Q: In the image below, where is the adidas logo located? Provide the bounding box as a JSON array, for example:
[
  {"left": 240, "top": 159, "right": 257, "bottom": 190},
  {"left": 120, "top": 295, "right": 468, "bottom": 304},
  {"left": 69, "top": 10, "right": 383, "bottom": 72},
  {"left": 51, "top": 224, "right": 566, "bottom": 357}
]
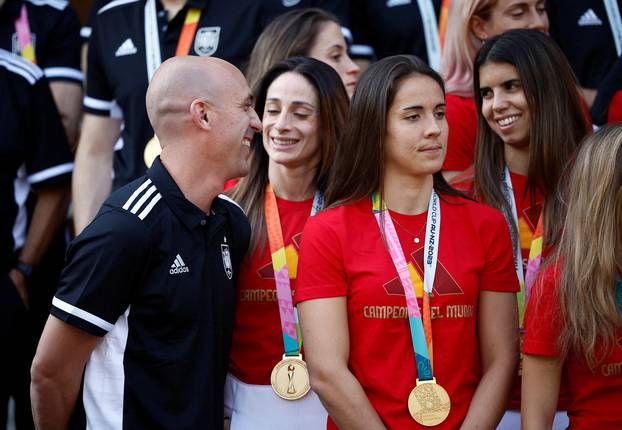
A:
[
  {"left": 115, "top": 38, "right": 137, "bottom": 57},
  {"left": 578, "top": 9, "right": 602, "bottom": 26},
  {"left": 170, "top": 254, "right": 190, "bottom": 275}
]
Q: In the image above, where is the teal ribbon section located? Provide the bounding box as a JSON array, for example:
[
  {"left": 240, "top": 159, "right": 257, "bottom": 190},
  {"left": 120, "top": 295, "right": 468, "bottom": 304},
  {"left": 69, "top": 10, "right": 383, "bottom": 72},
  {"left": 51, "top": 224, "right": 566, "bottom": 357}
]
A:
[{"left": 409, "top": 317, "right": 433, "bottom": 380}]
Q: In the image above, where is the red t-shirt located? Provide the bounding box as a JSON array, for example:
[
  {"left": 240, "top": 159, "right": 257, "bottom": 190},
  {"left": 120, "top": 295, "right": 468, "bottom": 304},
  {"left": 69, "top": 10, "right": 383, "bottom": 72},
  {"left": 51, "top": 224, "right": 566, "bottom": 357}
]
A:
[
  {"left": 229, "top": 197, "right": 314, "bottom": 385},
  {"left": 608, "top": 90, "right": 622, "bottom": 124},
  {"left": 295, "top": 196, "right": 519, "bottom": 429},
  {"left": 450, "top": 172, "right": 544, "bottom": 409},
  {"left": 523, "top": 263, "right": 622, "bottom": 429},
  {"left": 443, "top": 94, "right": 477, "bottom": 172}
]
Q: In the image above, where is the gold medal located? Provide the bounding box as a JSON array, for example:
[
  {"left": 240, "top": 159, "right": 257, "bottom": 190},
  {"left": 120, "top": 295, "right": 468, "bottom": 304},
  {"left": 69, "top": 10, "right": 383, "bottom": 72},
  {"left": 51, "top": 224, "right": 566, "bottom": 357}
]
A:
[
  {"left": 408, "top": 378, "right": 451, "bottom": 426},
  {"left": 270, "top": 354, "right": 311, "bottom": 401},
  {"left": 144, "top": 134, "right": 161, "bottom": 168}
]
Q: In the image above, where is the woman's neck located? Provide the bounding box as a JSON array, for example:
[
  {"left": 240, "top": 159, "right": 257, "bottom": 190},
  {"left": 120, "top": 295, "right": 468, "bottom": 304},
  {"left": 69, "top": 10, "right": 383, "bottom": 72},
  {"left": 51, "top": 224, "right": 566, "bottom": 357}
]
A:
[
  {"left": 268, "top": 161, "right": 317, "bottom": 201},
  {"left": 382, "top": 171, "right": 434, "bottom": 215},
  {"left": 504, "top": 144, "right": 530, "bottom": 176}
]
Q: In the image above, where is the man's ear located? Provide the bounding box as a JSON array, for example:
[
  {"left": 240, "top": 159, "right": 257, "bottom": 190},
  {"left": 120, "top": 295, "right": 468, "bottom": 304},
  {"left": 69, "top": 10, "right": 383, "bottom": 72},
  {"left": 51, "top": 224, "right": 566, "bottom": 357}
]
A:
[
  {"left": 470, "top": 15, "right": 490, "bottom": 41},
  {"left": 190, "top": 99, "right": 212, "bottom": 131}
]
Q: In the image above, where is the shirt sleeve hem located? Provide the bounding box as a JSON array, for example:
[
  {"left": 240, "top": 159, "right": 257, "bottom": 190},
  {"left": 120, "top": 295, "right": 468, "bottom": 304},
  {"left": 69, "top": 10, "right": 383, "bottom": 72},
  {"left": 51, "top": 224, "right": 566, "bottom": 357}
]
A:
[
  {"left": 294, "top": 284, "right": 346, "bottom": 304},
  {"left": 522, "top": 339, "right": 558, "bottom": 357},
  {"left": 50, "top": 306, "right": 108, "bottom": 337}
]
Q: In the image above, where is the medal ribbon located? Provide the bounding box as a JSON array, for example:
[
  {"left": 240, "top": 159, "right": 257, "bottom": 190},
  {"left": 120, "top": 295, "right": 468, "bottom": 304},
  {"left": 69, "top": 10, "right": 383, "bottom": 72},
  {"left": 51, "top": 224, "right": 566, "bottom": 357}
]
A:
[
  {"left": 144, "top": 0, "right": 201, "bottom": 81},
  {"left": 524, "top": 213, "right": 543, "bottom": 308},
  {"left": 14, "top": 4, "right": 36, "bottom": 64},
  {"left": 438, "top": 0, "right": 451, "bottom": 47},
  {"left": 372, "top": 190, "right": 440, "bottom": 381},
  {"left": 501, "top": 168, "right": 528, "bottom": 326},
  {"left": 265, "top": 184, "right": 324, "bottom": 357}
]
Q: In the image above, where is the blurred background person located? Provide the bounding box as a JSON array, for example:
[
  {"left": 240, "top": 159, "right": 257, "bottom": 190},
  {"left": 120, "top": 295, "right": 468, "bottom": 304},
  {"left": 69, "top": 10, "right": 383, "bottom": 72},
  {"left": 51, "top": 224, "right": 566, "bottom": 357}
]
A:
[
  {"left": 546, "top": 0, "right": 622, "bottom": 109},
  {"left": 0, "top": 49, "right": 73, "bottom": 430},
  {"left": 522, "top": 124, "right": 622, "bottom": 430},
  {"left": 441, "top": 0, "right": 548, "bottom": 178},
  {"left": 348, "top": 0, "right": 442, "bottom": 73},
  {"left": 226, "top": 56, "right": 348, "bottom": 430},
  {"left": 245, "top": 8, "right": 360, "bottom": 99}
]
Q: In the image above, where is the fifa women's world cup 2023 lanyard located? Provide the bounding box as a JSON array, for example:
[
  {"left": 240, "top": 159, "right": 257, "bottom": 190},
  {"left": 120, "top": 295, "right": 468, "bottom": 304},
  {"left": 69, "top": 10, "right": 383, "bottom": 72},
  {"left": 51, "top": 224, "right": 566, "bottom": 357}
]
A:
[
  {"left": 501, "top": 167, "right": 543, "bottom": 328},
  {"left": 372, "top": 190, "right": 451, "bottom": 426},
  {"left": 264, "top": 183, "right": 324, "bottom": 401},
  {"left": 143, "top": 0, "right": 201, "bottom": 167}
]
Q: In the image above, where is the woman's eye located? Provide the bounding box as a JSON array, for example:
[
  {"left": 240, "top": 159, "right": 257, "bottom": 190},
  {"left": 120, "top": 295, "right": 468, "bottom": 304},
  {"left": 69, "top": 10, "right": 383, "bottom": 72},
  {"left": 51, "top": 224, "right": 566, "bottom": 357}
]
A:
[
  {"left": 294, "top": 112, "right": 310, "bottom": 119},
  {"left": 266, "top": 109, "right": 280, "bottom": 115},
  {"left": 435, "top": 111, "right": 446, "bottom": 119},
  {"left": 480, "top": 89, "right": 492, "bottom": 99}
]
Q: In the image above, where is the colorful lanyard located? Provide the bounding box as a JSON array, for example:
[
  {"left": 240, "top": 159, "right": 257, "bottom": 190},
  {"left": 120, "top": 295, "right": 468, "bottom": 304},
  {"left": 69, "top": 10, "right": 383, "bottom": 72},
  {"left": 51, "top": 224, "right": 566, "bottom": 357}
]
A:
[
  {"left": 144, "top": 0, "right": 201, "bottom": 81},
  {"left": 501, "top": 167, "right": 527, "bottom": 325},
  {"left": 416, "top": 0, "right": 442, "bottom": 72},
  {"left": 438, "top": 0, "right": 451, "bottom": 48},
  {"left": 14, "top": 4, "right": 36, "bottom": 64},
  {"left": 265, "top": 184, "right": 324, "bottom": 357},
  {"left": 372, "top": 190, "right": 440, "bottom": 381},
  {"left": 523, "top": 213, "right": 543, "bottom": 310}
]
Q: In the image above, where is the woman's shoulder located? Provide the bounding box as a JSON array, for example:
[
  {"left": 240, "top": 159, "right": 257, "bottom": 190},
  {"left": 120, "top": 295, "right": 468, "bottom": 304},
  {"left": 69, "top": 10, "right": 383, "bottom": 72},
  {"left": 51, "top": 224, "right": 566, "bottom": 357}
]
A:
[
  {"left": 442, "top": 193, "right": 506, "bottom": 224},
  {"left": 306, "top": 198, "right": 371, "bottom": 233}
]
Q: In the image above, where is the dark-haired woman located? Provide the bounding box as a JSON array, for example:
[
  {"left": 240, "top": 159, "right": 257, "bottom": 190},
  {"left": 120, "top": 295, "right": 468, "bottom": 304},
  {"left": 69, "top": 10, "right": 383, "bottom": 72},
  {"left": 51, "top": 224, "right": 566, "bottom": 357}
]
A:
[
  {"left": 295, "top": 55, "right": 519, "bottom": 429},
  {"left": 224, "top": 57, "right": 348, "bottom": 429},
  {"left": 466, "top": 28, "right": 589, "bottom": 428},
  {"left": 245, "top": 8, "right": 360, "bottom": 98},
  {"left": 522, "top": 125, "right": 622, "bottom": 429}
]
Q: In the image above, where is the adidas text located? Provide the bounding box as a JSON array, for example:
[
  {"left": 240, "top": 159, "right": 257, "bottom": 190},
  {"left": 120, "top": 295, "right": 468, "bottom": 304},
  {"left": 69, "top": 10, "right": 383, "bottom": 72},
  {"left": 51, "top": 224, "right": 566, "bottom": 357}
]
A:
[{"left": 170, "top": 266, "right": 189, "bottom": 275}]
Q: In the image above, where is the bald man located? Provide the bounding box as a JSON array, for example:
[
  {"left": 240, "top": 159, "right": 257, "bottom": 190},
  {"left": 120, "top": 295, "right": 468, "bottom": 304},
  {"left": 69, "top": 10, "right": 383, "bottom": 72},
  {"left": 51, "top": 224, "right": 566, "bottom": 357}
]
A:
[{"left": 30, "top": 56, "right": 261, "bottom": 430}]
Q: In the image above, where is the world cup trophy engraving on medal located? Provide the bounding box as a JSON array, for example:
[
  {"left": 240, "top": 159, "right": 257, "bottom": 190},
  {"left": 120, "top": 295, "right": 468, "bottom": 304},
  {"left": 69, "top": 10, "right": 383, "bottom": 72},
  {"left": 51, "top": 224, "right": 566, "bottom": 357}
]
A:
[
  {"left": 408, "top": 378, "right": 451, "bottom": 426},
  {"left": 271, "top": 354, "right": 310, "bottom": 400}
]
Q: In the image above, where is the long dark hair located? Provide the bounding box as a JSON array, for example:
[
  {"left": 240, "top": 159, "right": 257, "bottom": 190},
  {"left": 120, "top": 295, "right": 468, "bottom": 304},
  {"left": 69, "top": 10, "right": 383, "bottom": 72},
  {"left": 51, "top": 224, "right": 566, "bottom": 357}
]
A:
[
  {"left": 473, "top": 29, "right": 589, "bottom": 247},
  {"left": 325, "top": 54, "right": 465, "bottom": 207},
  {"left": 230, "top": 57, "right": 349, "bottom": 253},
  {"left": 245, "top": 8, "right": 341, "bottom": 96}
]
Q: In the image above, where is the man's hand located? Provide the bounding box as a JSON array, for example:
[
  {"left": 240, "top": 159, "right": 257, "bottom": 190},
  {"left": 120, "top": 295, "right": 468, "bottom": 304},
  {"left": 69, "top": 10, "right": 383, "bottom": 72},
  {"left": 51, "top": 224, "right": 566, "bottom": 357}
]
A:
[{"left": 8, "top": 268, "right": 29, "bottom": 309}]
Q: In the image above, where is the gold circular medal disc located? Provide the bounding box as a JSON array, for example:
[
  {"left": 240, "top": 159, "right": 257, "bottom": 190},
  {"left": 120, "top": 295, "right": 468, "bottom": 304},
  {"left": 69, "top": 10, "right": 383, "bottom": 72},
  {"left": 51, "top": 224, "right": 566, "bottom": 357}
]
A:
[
  {"left": 270, "top": 356, "right": 311, "bottom": 401},
  {"left": 408, "top": 380, "right": 451, "bottom": 426},
  {"left": 144, "top": 135, "right": 161, "bottom": 168}
]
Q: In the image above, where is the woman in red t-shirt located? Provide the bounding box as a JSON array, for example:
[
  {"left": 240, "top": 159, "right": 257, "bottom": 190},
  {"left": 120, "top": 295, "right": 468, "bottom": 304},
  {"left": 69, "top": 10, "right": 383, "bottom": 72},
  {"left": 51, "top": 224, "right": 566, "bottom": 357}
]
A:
[
  {"left": 522, "top": 125, "right": 622, "bottom": 429},
  {"left": 225, "top": 57, "right": 348, "bottom": 429},
  {"left": 441, "top": 0, "right": 548, "bottom": 176},
  {"left": 295, "top": 55, "right": 519, "bottom": 429},
  {"left": 470, "top": 29, "right": 589, "bottom": 427}
]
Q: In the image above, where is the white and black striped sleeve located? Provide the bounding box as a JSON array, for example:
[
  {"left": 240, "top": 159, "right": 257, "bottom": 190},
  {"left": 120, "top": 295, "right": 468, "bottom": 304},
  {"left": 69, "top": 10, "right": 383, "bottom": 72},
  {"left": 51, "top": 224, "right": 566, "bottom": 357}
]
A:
[
  {"left": 26, "top": 71, "right": 74, "bottom": 186},
  {"left": 0, "top": 49, "right": 74, "bottom": 186},
  {"left": 39, "top": 3, "right": 83, "bottom": 84},
  {"left": 51, "top": 208, "right": 152, "bottom": 336},
  {"left": 83, "top": 11, "right": 114, "bottom": 116}
]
